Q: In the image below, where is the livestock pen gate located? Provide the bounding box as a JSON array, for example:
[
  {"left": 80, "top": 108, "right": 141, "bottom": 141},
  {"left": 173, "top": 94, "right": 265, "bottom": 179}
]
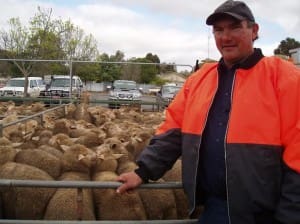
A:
[{"left": 0, "top": 104, "right": 198, "bottom": 223}]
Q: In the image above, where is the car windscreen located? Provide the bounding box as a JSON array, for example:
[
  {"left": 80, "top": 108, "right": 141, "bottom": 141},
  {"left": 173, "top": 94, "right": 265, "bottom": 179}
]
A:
[
  {"left": 162, "top": 86, "right": 181, "bottom": 94},
  {"left": 51, "top": 78, "right": 75, "bottom": 87},
  {"left": 6, "top": 80, "right": 25, "bottom": 87},
  {"left": 113, "top": 81, "right": 137, "bottom": 90}
]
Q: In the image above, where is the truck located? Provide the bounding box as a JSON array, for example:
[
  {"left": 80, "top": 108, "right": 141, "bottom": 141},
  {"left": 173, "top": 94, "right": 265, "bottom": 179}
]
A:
[
  {"left": 0, "top": 77, "right": 44, "bottom": 97},
  {"left": 39, "top": 75, "right": 83, "bottom": 103}
]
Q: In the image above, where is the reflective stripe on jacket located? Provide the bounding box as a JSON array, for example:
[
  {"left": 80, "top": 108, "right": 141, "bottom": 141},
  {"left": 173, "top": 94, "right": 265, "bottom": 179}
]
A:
[{"left": 137, "top": 56, "right": 300, "bottom": 224}]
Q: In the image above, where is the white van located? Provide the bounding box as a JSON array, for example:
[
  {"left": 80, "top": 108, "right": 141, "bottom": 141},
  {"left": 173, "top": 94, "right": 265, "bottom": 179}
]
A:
[{"left": 0, "top": 77, "right": 43, "bottom": 97}]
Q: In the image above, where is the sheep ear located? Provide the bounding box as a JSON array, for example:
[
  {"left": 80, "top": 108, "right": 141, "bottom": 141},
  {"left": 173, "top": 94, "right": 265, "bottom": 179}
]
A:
[
  {"left": 24, "top": 132, "right": 33, "bottom": 141},
  {"left": 70, "top": 138, "right": 79, "bottom": 142},
  {"left": 12, "top": 142, "right": 22, "bottom": 148},
  {"left": 112, "top": 153, "right": 124, "bottom": 159},
  {"left": 136, "top": 137, "right": 143, "bottom": 143},
  {"left": 122, "top": 141, "right": 130, "bottom": 147},
  {"left": 78, "top": 154, "right": 85, "bottom": 161},
  {"left": 60, "top": 145, "right": 70, "bottom": 152},
  {"left": 98, "top": 154, "right": 105, "bottom": 160},
  {"left": 32, "top": 136, "right": 40, "bottom": 141}
]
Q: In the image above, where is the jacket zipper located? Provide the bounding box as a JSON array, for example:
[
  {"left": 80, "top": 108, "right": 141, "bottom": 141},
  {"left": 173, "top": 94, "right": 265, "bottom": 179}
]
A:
[
  {"left": 224, "top": 71, "right": 237, "bottom": 224},
  {"left": 192, "top": 72, "right": 219, "bottom": 214}
]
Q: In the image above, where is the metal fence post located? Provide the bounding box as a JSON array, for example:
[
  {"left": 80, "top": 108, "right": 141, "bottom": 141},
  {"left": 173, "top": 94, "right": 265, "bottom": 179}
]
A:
[{"left": 0, "top": 123, "right": 3, "bottom": 137}]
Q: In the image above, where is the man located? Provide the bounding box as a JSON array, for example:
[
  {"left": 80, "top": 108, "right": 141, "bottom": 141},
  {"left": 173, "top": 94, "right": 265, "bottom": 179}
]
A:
[{"left": 116, "top": 1, "right": 300, "bottom": 223}]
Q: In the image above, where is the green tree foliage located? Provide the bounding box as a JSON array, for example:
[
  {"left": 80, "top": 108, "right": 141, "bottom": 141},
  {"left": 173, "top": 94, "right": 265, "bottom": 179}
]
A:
[
  {"left": 97, "top": 51, "right": 124, "bottom": 82},
  {"left": 120, "top": 53, "right": 161, "bottom": 83},
  {"left": 274, "top": 37, "right": 300, "bottom": 56},
  {"left": 132, "top": 57, "right": 158, "bottom": 84}
]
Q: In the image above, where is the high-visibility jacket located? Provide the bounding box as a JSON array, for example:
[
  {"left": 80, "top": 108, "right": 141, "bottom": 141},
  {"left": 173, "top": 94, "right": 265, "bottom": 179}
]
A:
[{"left": 137, "top": 55, "right": 300, "bottom": 224}]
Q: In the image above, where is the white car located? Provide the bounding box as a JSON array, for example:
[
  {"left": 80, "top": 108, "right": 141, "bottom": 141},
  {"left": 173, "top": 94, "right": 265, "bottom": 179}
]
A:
[{"left": 0, "top": 77, "right": 42, "bottom": 97}]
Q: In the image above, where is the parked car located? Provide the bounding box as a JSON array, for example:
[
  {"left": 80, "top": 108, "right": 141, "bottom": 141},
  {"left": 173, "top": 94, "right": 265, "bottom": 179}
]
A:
[
  {"left": 108, "top": 80, "right": 142, "bottom": 109},
  {"left": 156, "top": 84, "right": 181, "bottom": 110},
  {"left": 0, "top": 77, "right": 42, "bottom": 97},
  {"left": 39, "top": 75, "right": 83, "bottom": 99}
]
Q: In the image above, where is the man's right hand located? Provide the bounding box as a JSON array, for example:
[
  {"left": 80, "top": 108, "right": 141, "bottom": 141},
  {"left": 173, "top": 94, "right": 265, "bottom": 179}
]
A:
[{"left": 116, "top": 171, "right": 143, "bottom": 194}]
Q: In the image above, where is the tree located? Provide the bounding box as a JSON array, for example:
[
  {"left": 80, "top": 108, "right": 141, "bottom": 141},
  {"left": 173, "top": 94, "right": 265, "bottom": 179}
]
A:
[
  {"left": 96, "top": 51, "right": 124, "bottom": 82},
  {"left": 132, "top": 58, "right": 158, "bottom": 84},
  {"left": 274, "top": 37, "right": 300, "bottom": 56},
  {"left": 0, "top": 6, "right": 99, "bottom": 96}
]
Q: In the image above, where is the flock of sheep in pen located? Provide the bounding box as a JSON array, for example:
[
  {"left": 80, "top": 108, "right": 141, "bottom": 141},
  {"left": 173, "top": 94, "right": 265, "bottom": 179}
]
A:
[{"left": 0, "top": 92, "right": 192, "bottom": 221}]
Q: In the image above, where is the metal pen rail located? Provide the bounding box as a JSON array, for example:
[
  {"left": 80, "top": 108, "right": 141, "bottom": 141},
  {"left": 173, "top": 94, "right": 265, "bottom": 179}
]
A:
[
  {"left": 0, "top": 180, "right": 198, "bottom": 224},
  {"left": 0, "top": 179, "right": 182, "bottom": 189},
  {"left": 0, "top": 104, "right": 68, "bottom": 137},
  {"left": 0, "top": 220, "right": 196, "bottom": 224},
  {"left": 0, "top": 97, "right": 162, "bottom": 111}
]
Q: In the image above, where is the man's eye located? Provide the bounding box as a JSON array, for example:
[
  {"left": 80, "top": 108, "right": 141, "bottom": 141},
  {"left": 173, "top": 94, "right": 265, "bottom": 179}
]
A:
[{"left": 213, "top": 29, "right": 222, "bottom": 33}]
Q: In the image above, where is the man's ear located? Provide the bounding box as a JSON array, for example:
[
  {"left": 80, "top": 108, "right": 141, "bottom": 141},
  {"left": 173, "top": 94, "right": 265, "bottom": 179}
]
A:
[{"left": 252, "top": 23, "right": 259, "bottom": 41}]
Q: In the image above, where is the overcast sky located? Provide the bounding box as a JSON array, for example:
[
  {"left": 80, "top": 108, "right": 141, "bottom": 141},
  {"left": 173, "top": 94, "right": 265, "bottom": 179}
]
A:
[{"left": 0, "top": 0, "right": 299, "bottom": 70}]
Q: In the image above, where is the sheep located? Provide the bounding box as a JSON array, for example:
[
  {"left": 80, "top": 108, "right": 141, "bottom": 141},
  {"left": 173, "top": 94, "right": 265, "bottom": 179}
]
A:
[
  {"left": 15, "top": 149, "right": 62, "bottom": 179},
  {"left": 93, "top": 145, "right": 123, "bottom": 173},
  {"left": 60, "top": 144, "right": 97, "bottom": 174},
  {"left": 37, "top": 144, "right": 64, "bottom": 160},
  {"left": 1, "top": 115, "right": 39, "bottom": 144},
  {"left": 48, "top": 133, "right": 76, "bottom": 150},
  {"left": 65, "top": 103, "right": 77, "bottom": 119},
  {"left": 1, "top": 113, "right": 20, "bottom": 139},
  {"left": 44, "top": 172, "right": 95, "bottom": 220},
  {"left": 0, "top": 103, "right": 185, "bottom": 221},
  {"left": 33, "top": 129, "right": 53, "bottom": 146},
  {"left": 88, "top": 106, "right": 116, "bottom": 126},
  {"left": 162, "top": 159, "right": 190, "bottom": 219},
  {"left": 116, "top": 150, "right": 138, "bottom": 175},
  {"left": 44, "top": 143, "right": 98, "bottom": 220},
  {"left": 126, "top": 130, "right": 153, "bottom": 160},
  {"left": 138, "top": 179, "right": 178, "bottom": 220},
  {"left": 100, "top": 121, "right": 124, "bottom": 138},
  {"left": 68, "top": 121, "right": 97, "bottom": 138},
  {"left": 93, "top": 171, "right": 147, "bottom": 220},
  {"left": 29, "top": 102, "right": 45, "bottom": 113},
  {"left": 0, "top": 137, "right": 20, "bottom": 165},
  {"left": 73, "top": 92, "right": 93, "bottom": 123},
  {"left": 0, "top": 162, "right": 56, "bottom": 219},
  {"left": 162, "top": 159, "right": 203, "bottom": 219},
  {"left": 74, "top": 131, "right": 104, "bottom": 148},
  {"left": 52, "top": 118, "right": 73, "bottom": 135},
  {"left": 93, "top": 137, "right": 178, "bottom": 220}
]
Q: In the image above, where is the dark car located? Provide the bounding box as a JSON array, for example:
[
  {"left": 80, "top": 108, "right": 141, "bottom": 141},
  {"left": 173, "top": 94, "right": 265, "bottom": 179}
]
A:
[{"left": 156, "top": 84, "right": 181, "bottom": 110}]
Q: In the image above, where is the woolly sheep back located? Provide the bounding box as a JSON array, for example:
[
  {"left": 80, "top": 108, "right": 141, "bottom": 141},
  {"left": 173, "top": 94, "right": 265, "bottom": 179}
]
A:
[{"left": 0, "top": 162, "right": 55, "bottom": 219}]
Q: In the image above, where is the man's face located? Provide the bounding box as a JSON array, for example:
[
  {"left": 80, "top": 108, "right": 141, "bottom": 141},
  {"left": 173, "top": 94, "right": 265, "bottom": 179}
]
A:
[{"left": 212, "top": 17, "right": 259, "bottom": 67}]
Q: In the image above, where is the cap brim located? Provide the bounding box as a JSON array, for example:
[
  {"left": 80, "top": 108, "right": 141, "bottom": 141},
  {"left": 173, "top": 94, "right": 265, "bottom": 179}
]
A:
[{"left": 206, "top": 12, "right": 246, "bottom": 25}]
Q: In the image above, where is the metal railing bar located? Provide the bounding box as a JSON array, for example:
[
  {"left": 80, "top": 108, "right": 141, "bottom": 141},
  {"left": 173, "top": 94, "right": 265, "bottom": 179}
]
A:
[
  {"left": 0, "top": 179, "right": 183, "bottom": 189},
  {"left": 1, "top": 104, "right": 67, "bottom": 128},
  {"left": 0, "top": 219, "right": 198, "bottom": 224}
]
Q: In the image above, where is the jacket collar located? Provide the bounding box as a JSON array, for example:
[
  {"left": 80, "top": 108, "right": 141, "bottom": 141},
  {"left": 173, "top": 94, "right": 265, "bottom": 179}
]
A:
[{"left": 219, "top": 48, "right": 264, "bottom": 71}]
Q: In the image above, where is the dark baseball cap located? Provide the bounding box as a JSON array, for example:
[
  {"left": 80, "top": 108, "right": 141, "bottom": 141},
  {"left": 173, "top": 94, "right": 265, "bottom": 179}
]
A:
[{"left": 206, "top": 0, "right": 255, "bottom": 25}]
